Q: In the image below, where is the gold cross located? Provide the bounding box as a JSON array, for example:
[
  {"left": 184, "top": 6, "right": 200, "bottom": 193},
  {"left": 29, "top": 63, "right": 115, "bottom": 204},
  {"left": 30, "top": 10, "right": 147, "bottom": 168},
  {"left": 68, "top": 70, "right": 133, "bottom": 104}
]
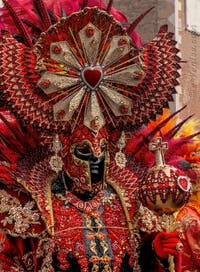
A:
[{"left": 149, "top": 137, "right": 168, "bottom": 167}]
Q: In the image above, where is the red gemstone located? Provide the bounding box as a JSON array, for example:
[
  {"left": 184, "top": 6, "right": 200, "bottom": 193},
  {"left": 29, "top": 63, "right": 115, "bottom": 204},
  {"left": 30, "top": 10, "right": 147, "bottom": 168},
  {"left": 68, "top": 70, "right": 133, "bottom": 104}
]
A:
[
  {"left": 90, "top": 118, "right": 99, "bottom": 130},
  {"left": 86, "top": 27, "right": 95, "bottom": 37},
  {"left": 53, "top": 45, "right": 62, "bottom": 54},
  {"left": 57, "top": 110, "right": 66, "bottom": 120},
  {"left": 134, "top": 71, "right": 143, "bottom": 79},
  {"left": 177, "top": 176, "right": 190, "bottom": 192},
  {"left": 120, "top": 104, "right": 129, "bottom": 114},
  {"left": 41, "top": 79, "right": 51, "bottom": 89},
  {"left": 119, "top": 38, "right": 127, "bottom": 46},
  {"left": 82, "top": 66, "right": 103, "bottom": 89}
]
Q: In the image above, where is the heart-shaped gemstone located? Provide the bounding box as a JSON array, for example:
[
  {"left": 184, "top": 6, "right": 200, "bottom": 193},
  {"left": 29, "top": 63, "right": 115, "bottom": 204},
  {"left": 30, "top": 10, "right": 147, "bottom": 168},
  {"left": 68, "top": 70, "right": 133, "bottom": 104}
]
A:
[
  {"left": 177, "top": 176, "right": 191, "bottom": 192},
  {"left": 82, "top": 66, "right": 103, "bottom": 90}
]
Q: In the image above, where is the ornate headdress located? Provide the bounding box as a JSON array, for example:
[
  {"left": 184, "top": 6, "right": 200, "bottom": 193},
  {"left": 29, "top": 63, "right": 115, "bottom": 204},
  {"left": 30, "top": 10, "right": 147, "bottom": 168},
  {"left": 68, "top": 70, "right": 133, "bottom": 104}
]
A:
[
  {"left": 0, "top": 0, "right": 180, "bottom": 136},
  {"left": 0, "top": 0, "right": 184, "bottom": 196},
  {"left": 0, "top": 0, "right": 199, "bottom": 238}
]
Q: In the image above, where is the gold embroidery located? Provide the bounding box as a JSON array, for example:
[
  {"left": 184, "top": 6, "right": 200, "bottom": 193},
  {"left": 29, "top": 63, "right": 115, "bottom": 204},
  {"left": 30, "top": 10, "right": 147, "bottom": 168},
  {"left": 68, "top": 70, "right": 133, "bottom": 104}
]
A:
[
  {"left": 94, "top": 217, "right": 103, "bottom": 231},
  {"left": 36, "top": 237, "right": 55, "bottom": 271},
  {"left": 137, "top": 205, "right": 163, "bottom": 233},
  {"left": 79, "top": 23, "right": 102, "bottom": 65},
  {"left": 90, "top": 240, "right": 97, "bottom": 255},
  {"left": 100, "top": 240, "right": 109, "bottom": 255},
  {"left": 91, "top": 264, "right": 99, "bottom": 272},
  {"left": 102, "top": 264, "right": 112, "bottom": 272},
  {"left": 0, "top": 190, "right": 41, "bottom": 234},
  {"left": 22, "top": 252, "right": 34, "bottom": 271},
  {"left": 85, "top": 217, "right": 93, "bottom": 231},
  {"left": 17, "top": 172, "right": 57, "bottom": 237}
]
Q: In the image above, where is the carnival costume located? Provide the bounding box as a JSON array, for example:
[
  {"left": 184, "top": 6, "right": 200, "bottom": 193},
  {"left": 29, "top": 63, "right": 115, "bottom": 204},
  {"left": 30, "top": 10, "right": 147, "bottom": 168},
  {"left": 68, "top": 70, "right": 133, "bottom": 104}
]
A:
[{"left": 0, "top": 1, "right": 199, "bottom": 271}]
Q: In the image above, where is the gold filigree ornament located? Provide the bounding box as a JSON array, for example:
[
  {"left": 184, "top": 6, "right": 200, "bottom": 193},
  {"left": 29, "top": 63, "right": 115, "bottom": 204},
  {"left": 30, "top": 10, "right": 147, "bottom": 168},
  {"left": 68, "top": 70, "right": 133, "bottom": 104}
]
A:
[
  {"left": 114, "top": 131, "right": 127, "bottom": 168},
  {"left": 49, "top": 134, "right": 64, "bottom": 173},
  {"left": 0, "top": 190, "right": 41, "bottom": 235},
  {"left": 91, "top": 264, "right": 99, "bottom": 272},
  {"left": 36, "top": 11, "right": 145, "bottom": 133},
  {"left": 102, "top": 264, "right": 112, "bottom": 272}
]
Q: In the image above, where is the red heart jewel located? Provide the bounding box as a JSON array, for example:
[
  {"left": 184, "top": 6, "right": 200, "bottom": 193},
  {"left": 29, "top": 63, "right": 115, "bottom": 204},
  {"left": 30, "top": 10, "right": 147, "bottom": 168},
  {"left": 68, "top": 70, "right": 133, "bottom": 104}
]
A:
[
  {"left": 82, "top": 66, "right": 103, "bottom": 90},
  {"left": 177, "top": 176, "right": 191, "bottom": 192}
]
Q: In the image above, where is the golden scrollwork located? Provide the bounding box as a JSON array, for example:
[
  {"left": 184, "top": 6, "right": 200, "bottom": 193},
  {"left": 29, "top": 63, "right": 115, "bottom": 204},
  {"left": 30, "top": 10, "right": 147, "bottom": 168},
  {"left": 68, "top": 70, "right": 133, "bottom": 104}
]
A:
[{"left": 0, "top": 190, "right": 41, "bottom": 234}]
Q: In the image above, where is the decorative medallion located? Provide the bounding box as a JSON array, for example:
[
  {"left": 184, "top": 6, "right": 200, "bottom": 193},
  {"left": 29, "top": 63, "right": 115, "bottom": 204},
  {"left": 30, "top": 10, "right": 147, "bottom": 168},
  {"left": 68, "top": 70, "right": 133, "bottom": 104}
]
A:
[
  {"left": 37, "top": 15, "right": 144, "bottom": 132},
  {"left": 0, "top": 8, "right": 180, "bottom": 133},
  {"left": 81, "top": 66, "right": 103, "bottom": 90}
]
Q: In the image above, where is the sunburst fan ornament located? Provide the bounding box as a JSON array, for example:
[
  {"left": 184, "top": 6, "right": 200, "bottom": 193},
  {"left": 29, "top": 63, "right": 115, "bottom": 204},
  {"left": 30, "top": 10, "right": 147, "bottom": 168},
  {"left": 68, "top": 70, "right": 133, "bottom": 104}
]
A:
[
  {"left": 36, "top": 9, "right": 145, "bottom": 132},
  {"left": 0, "top": 6, "right": 180, "bottom": 134}
]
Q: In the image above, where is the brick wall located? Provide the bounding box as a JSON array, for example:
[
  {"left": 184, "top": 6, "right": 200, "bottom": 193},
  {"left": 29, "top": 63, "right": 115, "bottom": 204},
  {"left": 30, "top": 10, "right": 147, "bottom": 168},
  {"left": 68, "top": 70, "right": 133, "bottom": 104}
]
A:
[
  {"left": 177, "top": 0, "right": 200, "bottom": 125},
  {"left": 110, "top": 0, "right": 175, "bottom": 43}
]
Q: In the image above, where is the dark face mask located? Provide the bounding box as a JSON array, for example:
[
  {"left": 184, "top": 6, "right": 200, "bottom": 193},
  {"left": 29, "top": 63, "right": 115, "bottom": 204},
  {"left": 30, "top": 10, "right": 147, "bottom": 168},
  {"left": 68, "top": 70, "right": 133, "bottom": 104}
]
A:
[
  {"left": 51, "top": 143, "right": 107, "bottom": 199},
  {"left": 74, "top": 143, "right": 105, "bottom": 184}
]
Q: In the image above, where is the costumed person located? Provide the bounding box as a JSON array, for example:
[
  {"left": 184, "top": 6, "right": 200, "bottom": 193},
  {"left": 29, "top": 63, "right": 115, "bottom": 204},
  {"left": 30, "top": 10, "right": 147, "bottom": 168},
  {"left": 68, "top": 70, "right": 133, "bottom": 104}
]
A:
[{"left": 0, "top": 0, "right": 196, "bottom": 271}]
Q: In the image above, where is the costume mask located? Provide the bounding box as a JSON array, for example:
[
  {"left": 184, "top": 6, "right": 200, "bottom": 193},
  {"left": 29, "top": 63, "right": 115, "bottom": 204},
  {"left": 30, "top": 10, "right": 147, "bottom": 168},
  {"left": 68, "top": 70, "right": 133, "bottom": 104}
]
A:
[{"left": 62, "top": 125, "right": 109, "bottom": 194}]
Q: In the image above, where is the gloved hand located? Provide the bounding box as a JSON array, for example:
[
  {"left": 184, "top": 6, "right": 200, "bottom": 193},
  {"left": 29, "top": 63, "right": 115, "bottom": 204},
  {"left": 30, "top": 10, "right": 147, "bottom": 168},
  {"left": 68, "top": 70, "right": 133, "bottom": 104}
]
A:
[{"left": 153, "top": 230, "right": 181, "bottom": 259}]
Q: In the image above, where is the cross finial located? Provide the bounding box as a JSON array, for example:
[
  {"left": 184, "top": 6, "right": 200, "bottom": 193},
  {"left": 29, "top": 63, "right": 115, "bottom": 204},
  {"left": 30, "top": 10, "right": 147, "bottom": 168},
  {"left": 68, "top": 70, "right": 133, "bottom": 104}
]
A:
[{"left": 149, "top": 137, "right": 168, "bottom": 167}]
